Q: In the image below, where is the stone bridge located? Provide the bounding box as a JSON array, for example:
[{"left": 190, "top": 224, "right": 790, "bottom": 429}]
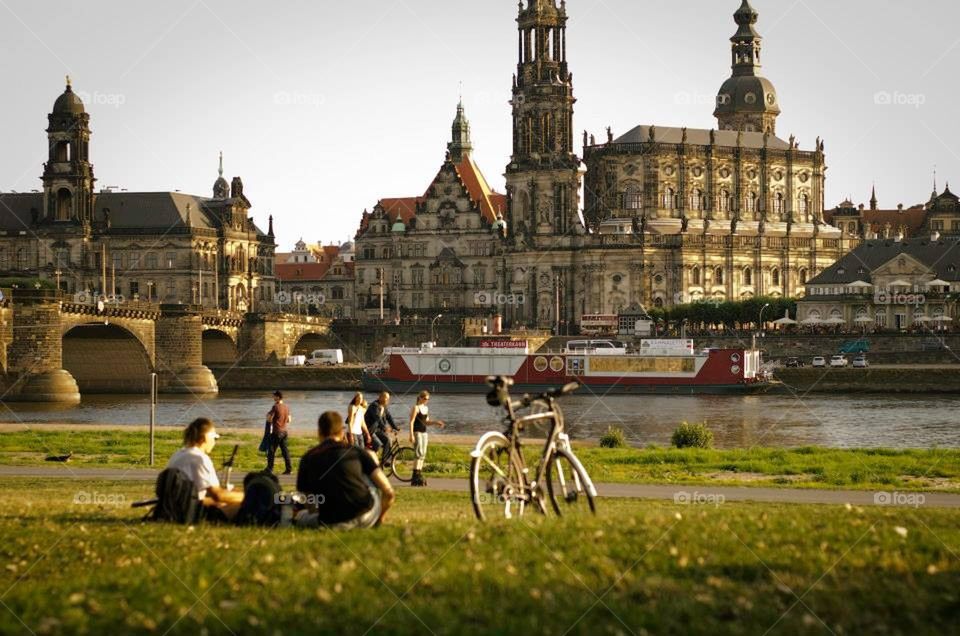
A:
[{"left": 1, "top": 289, "right": 332, "bottom": 403}]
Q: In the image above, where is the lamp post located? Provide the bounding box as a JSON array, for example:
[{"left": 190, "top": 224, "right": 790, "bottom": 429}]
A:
[
  {"left": 431, "top": 313, "right": 444, "bottom": 345},
  {"left": 759, "top": 302, "right": 771, "bottom": 334},
  {"left": 54, "top": 268, "right": 62, "bottom": 292}
]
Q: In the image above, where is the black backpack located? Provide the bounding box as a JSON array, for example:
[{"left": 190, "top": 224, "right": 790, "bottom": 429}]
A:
[
  {"left": 234, "top": 471, "right": 283, "bottom": 527},
  {"left": 148, "top": 468, "right": 203, "bottom": 525}
]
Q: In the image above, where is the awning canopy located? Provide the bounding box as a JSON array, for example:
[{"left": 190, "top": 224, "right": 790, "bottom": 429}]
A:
[{"left": 848, "top": 280, "right": 873, "bottom": 289}]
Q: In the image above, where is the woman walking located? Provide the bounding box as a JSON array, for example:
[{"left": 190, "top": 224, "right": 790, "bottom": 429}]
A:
[
  {"left": 346, "top": 392, "right": 371, "bottom": 449},
  {"left": 408, "top": 391, "right": 444, "bottom": 487}
]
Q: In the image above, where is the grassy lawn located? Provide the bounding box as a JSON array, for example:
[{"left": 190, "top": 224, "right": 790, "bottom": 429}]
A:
[
  {"left": 3, "top": 428, "right": 960, "bottom": 492},
  {"left": 0, "top": 479, "right": 956, "bottom": 635}
]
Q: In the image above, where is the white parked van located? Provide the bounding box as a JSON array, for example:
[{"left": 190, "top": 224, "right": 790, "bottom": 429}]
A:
[{"left": 306, "top": 349, "right": 344, "bottom": 366}]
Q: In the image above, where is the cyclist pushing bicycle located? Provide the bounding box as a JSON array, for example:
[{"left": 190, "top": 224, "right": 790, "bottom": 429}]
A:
[{"left": 470, "top": 376, "right": 597, "bottom": 521}]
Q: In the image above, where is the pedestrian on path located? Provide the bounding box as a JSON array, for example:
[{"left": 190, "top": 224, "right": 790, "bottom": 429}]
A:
[{"left": 408, "top": 390, "right": 444, "bottom": 487}]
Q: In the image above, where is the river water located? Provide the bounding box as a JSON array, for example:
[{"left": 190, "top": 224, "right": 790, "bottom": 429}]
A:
[{"left": 2, "top": 391, "right": 958, "bottom": 449}]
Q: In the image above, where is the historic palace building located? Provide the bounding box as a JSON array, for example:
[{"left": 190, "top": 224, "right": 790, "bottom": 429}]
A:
[
  {"left": 0, "top": 80, "right": 277, "bottom": 312},
  {"left": 351, "top": 0, "right": 850, "bottom": 330},
  {"left": 826, "top": 183, "right": 960, "bottom": 240}
]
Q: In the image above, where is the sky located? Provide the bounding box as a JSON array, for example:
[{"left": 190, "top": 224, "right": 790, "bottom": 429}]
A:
[{"left": 1, "top": 0, "right": 958, "bottom": 251}]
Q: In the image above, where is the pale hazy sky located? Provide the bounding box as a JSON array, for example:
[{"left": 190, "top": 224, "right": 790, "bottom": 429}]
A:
[{"left": 1, "top": 0, "right": 958, "bottom": 250}]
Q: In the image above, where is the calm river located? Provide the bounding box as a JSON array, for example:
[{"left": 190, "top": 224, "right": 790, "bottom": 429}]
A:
[{"left": 2, "top": 391, "right": 959, "bottom": 449}]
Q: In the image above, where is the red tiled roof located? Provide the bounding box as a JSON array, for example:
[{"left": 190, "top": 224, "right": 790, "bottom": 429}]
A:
[
  {"left": 378, "top": 197, "right": 422, "bottom": 223},
  {"left": 454, "top": 156, "right": 507, "bottom": 223},
  {"left": 275, "top": 262, "right": 331, "bottom": 282},
  {"left": 826, "top": 207, "right": 928, "bottom": 236}
]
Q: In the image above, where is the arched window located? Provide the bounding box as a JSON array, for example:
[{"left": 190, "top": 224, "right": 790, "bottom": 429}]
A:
[
  {"left": 624, "top": 186, "right": 642, "bottom": 210},
  {"left": 654, "top": 297, "right": 664, "bottom": 308},
  {"left": 691, "top": 266, "right": 701, "bottom": 286},
  {"left": 772, "top": 268, "right": 781, "bottom": 286},
  {"left": 332, "top": 287, "right": 345, "bottom": 300},
  {"left": 55, "top": 188, "right": 72, "bottom": 221},
  {"left": 715, "top": 267, "right": 725, "bottom": 285},
  {"left": 745, "top": 192, "right": 758, "bottom": 214},
  {"left": 663, "top": 188, "right": 676, "bottom": 210},
  {"left": 690, "top": 189, "right": 704, "bottom": 212},
  {"left": 774, "top": 192, "right": 784, "bottom": 216},
  {"left": 799, "top": 268, "right": 809, "bottom": 284},
  {"left": 799, "top": 194, "right": 810, "bottom": 220},
  {"left": 743, "top": 267, "right": 753, "bottom": 286},
  {"left": 718, "top": 189, "right": 730, "bottom": 216}
]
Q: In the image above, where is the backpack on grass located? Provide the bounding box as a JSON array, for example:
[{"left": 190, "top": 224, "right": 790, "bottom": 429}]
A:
[
  {"left": 234, "top": 471, "right": 283, "bottom": 527},
  {"left": 147, "top": 468, "right": 203, "bottom": 525}
]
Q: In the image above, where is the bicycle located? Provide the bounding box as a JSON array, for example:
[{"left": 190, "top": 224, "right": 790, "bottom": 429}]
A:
[
  {"left": 378, "top": 430, "right": 417, "bottom": 483},
  {"left": 469, "top": 376, "right": 597, "bottom": 521}
]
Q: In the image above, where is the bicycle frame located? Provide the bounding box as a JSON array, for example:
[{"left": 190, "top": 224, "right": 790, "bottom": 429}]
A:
[{"left": 501, "top": 396, "right": 573, "bottom": 503}]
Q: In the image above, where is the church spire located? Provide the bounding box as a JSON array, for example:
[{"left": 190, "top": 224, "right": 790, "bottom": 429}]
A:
[
  {"left": 447, "top": 99, "right": 473, "bottom": 162},
  {"left": 715, "top": 0, "right": 781, "bottom": 135},
  {"left": 213, "top": 152, "right": 229, "bottom": 198},
  {"left": 870, "top": 185, "right": 878, "bottom": 210}
]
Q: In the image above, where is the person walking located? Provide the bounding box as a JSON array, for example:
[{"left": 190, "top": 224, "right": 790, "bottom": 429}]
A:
[
  {"left": 408, "top": 391, "right": 444, "bottom": 487},
  {"left": 265, "top": 390, "right": 293, "bottom": 475},
  {"left": 364, "top": 391, "right": 400, "bottom": 464},
  {"left": 346, "top": 392, "right": 371, "bottom": 449}
]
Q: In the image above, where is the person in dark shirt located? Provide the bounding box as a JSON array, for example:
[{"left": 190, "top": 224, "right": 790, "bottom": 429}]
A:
[
  {"left": 364, "top": 391, "right": 400, "bottom": 464},
  {"left": 295, "top": 411, "right": 395, "bottom": 528},
  {"left": 265, "top": 390, "right": 293, "bottom": 475}
]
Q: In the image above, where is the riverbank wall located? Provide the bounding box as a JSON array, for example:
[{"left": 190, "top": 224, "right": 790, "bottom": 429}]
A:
[
  {"left": 774, "top": 367, "right": 960, "bottom": 394},
  {"left": 210, "top": 366, "right": 364, "bottom": 392}
]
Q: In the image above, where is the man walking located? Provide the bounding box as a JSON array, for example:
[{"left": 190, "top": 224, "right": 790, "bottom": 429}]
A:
[
  {"left": 266, "top": 390, "right": 293, "bottom": 475},
  {"left": 364, "top": 392, "right": 400, "bottom": 464}
]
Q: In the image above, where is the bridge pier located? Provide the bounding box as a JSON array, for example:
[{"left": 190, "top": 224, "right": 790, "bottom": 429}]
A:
[
  {"left": 156, "top": 305, "right": 218, "bottom": 395},
  {"left": 7, "top": 289, "right": 80, "bottom": 403}
]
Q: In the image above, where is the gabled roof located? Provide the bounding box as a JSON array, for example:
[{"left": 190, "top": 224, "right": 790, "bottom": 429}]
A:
[
  {"left": 613, "top": 125, "right": 792, "bottom": 151},
  {"left": 824, "top": 207, "right": 928, "bottom": 235},
  {"left": 454, "top": 155, "right": 507, "bottom": 223},
  {"left": 275, "top": 262, "right": 331, "bottom": 283},
  {"left": 378, "top": 197, "right": 421, "bottom": 223},
  {"left": 807, "top": 238, "right": 960, "bottom": 285}
]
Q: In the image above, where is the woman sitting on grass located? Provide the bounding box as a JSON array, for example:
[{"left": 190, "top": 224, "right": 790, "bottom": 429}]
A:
[{"left": 166, "top": 417, "right": 244, "bottom": 522}]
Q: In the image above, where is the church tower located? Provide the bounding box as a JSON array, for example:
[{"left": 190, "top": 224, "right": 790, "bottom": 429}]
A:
[
  {"left": 447, "top": 100, "right": 473, "bottom": 162},
  {"left": 42, "top": 78, "right": 95, "bottom": 224},
  {"left": 506, "top": 0, "right": 582, "bottom": 239},
  {"left": 714, "top": 0, "right": 781, "bottom": 135}
]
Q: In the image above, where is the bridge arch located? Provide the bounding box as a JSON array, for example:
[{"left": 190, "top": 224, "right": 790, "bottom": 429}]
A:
[
  {"left": 202, "top": 328, "right": 238, "bottom": 366},
  {"left": 62, "top": 323, "right": 153, "bottom": 393}
]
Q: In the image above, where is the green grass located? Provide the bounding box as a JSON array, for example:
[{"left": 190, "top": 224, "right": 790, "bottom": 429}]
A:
[
  {"left": 0, "top": 478, "right": 956, "bottom": 635},
  {"left": 3, "top": 429, "right": 960, "bottom": 492}
]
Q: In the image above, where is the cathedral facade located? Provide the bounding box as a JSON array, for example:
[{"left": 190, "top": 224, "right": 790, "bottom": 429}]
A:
[
  {"left": 354, "top": 0, "right": 852, "bottom": 330},
  {"left": 0, "top": 81, "right": 277, "bottom": 312}
]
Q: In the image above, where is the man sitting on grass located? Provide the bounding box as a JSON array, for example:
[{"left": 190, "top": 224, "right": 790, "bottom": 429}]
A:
[
  {"left": 166, "top": 417, "right": 244, "bottom": 522},
  {"left": 295, "top": 411, "right": 395, "bottom": 529}
]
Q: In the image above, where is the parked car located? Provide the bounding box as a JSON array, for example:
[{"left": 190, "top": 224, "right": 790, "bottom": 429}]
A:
[
  {"left": 784, "top": 357, "right": 804, "bottom": 368},
  {"left": 830, "top": 355, "right": 849, "bottom": 368},
  {"left": 852, "top": 356, "right": 869, "bottom": 368},
  {"left": 812, "top": 356, "right": 827, "bottom": 368}
]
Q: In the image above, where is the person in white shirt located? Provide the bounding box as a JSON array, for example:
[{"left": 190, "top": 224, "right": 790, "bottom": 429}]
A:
[
  {"left": 345, "top": 392, "right": 371, "bottom": 449},
  {"left": 166, "top": 418, "right": 244, "bottom": 520}
]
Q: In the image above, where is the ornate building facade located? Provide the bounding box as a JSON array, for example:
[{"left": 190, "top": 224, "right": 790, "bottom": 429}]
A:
[
  {"left": 0, "top": 81, "right": 277, "bottom": 312},
  {"left": 350, "top": 0, "right": 851, "bottom": 330},
  {"left": 826, "top": 184, "right": 960, "bottom": 240}
]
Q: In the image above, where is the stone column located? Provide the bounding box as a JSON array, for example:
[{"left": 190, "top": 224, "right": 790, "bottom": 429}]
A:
[
  {"left": 7, "top": 289, "right": 80, "bottom": 403},
  {"left": 155, "top": 304, "right": 217, "bottom": 395}
]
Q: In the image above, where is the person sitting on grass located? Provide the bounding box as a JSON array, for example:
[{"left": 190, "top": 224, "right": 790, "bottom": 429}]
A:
[
  {"left": 409, "top": 391, "right": 445, "bottom": 487},
  {"left": 166, "top": 417, "right": 244, "bottom": 522},
  {"left": 295, "top": 411, "right": 395, "bottom": 529}
]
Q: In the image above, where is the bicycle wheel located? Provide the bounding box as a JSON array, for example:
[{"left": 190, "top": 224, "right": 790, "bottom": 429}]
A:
[
  {"left": 470, "top": 434, "right": 527, "bottom": 521},
  {"left": 545, "top": 448, "right": 597, "bottom": 516},
  {"left": 389, "top": 446, "right": 417, "bottom": 483}
]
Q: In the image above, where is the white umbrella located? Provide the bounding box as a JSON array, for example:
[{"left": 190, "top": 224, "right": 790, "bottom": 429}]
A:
[
  {"left": 854, "top": 316, "right": 874, "bottom": 323},
  {"left": 825, "top": 317, "right": 846, "bottom": 325},
  {"left": 774, "top": 316, "right": 797, "bottom": 325},
  {"left": 925, "top": 279, "right": 951, "bottom": 287},
  {"left": 800, "top": 317, "right": 823, "bottom": 325},
  {"left": 932, "top": 316, "right": 953, "bottom": 322},
  {"left": 848, "top": 280, "right": 873, "bottom": 289},
  {"left": 887, "top": 279, "right": 911, "bottom": 287},
  {"left": 915, "top": 316, "right": 931, "bottom": 323}
]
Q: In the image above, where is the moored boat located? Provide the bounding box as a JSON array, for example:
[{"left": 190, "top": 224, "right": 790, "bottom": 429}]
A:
[{"left": 362, "top": 339, "right": 771, "bottom": 395}]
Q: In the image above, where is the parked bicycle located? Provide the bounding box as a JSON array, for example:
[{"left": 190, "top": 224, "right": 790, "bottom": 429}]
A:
[
  {"left": 470, "top": 376, "right": 597, "bottom": 521},
  {"left": 379, "top": 430, "right": 417, "bottom": 483}
]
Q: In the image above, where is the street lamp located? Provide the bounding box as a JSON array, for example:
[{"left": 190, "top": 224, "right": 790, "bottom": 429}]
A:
[
  {"left": 431, "top": 313, "right": 444, "bottom": 345},
  {"left": 758, "top": 302, "right": 772, "bottom": 334}
]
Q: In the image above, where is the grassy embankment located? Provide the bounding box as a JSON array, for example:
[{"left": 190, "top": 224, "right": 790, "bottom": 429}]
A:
[
  {"left": 0, "top": 479, "right": 956, "bottom": 635},
  {"left": 2, "top": 428, "right": 959, "bottom": 491}
]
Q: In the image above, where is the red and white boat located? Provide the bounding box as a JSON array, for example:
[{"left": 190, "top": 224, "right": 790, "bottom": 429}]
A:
[{"left": 363, "top": 339, "right": 770, "bottom": 395}]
